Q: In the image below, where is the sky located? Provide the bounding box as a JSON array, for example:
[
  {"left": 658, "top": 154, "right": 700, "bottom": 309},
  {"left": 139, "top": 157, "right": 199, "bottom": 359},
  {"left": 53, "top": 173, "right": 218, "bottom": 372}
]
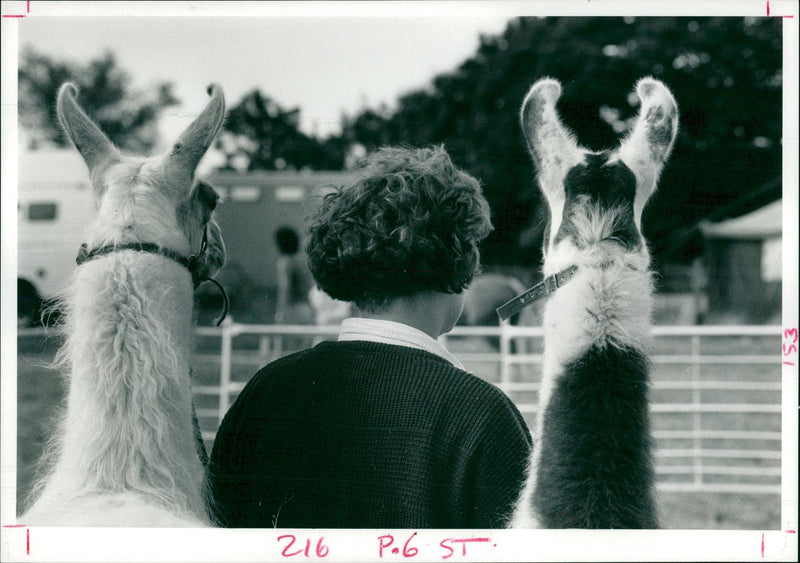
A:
[
  {"left": 15, "top": 5, "right": 514, "bottom": 148},
  {"left": 11, "top": 1, "right": 794, "bottom": 150}
]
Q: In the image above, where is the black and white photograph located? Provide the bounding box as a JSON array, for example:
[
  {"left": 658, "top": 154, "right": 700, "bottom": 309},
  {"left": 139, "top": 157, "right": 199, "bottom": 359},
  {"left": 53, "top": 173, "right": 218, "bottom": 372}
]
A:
[{"left": 1, "top": 1, "right": 797, "bottom": 561}]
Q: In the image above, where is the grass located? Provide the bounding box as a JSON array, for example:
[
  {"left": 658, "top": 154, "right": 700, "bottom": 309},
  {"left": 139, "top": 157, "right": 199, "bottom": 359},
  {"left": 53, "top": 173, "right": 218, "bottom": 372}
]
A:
[{"left": 15, "top": 327, "right": 783, "bottom": 529}]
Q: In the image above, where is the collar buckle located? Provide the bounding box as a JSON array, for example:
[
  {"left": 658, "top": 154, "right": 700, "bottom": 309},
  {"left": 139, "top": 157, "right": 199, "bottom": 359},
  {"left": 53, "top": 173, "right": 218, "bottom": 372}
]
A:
[{"left": 543, "top": 275, "right": 557, "bottom": 294}]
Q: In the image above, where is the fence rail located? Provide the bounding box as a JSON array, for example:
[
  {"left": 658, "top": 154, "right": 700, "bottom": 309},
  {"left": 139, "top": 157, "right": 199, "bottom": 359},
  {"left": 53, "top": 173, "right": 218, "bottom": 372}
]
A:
[{"left": 18, "top": 323, "right": 783, "bottom": 496}]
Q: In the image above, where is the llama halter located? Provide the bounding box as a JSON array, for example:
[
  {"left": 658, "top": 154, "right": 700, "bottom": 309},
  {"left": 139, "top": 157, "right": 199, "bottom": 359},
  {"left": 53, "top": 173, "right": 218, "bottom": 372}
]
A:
[
  {"left": 76, "top": 241, "right": 202, "bottom": 282},
  {"left": 75, "top": 225, "right": 230, "bottom": 326},
  {"left": 495, "top": 265, "right": 579, "bottom": 322}
]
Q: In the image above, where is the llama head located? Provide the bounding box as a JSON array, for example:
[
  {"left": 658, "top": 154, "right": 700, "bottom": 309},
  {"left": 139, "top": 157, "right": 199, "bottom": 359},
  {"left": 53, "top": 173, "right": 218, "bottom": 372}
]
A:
[
  {"left": 57, "top": 83, "right": 226, "bottom": 278},
  {"left": 520, "top": 77, "right": 677, "bottom": 268}
]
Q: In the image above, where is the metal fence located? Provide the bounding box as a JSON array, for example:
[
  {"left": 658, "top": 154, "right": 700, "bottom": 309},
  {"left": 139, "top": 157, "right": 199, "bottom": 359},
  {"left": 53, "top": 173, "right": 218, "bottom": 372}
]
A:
[
  {"left": 17, "top": 322, "right": 782, "bottom": 496},
  {"left": 189, "top": 322, "right": 782, "bottom": 496}
]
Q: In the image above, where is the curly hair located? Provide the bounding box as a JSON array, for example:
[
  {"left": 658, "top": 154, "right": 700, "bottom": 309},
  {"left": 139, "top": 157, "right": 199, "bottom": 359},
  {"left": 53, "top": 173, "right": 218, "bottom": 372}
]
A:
[{"left": 306, "top": 145, "right": 493, "bottom": 310}]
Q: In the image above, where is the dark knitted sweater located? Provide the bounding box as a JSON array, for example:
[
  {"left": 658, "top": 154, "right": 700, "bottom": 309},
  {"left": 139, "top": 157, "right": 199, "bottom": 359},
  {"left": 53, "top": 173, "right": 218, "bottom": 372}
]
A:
[{"left": 208, "top": 340, "right": 532, "bottom": 528}]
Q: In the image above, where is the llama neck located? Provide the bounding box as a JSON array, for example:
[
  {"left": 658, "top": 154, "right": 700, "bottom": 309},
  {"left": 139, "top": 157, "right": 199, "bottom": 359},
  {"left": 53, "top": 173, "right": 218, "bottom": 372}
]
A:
[
  {"left": 540, "top": 253, "right": 653, "bottom": 402},
  {"left": 54, "top": 252, "right": 206, "bottom": 520},
  {"left": 530, "top": 253, "right": 658, "bottom": 528}
]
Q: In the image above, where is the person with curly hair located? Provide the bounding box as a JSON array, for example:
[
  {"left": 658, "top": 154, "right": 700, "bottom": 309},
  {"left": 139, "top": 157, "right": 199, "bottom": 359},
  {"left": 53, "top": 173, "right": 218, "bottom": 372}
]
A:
[{"left": 209, "top": 146, "right": 532, "bottom": 528}]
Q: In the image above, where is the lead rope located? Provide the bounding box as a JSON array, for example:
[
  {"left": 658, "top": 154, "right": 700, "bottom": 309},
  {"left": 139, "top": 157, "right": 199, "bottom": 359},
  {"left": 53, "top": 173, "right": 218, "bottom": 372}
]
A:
[
  {"left": 194, "top": 276, "right": 230, "bottom": 327},
  {"left": 190, "top": 224, "right": 229, "bottom": 327}
]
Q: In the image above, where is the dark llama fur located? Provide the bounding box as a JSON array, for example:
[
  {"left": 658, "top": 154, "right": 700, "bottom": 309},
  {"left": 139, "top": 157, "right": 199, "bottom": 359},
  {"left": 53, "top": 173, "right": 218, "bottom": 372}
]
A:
[{"left": 534, "top": 344, "right": 657, "bottom": 528}]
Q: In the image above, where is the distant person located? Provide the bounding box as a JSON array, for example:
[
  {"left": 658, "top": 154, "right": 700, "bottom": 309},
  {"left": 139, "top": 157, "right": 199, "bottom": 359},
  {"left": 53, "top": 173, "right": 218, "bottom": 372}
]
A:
[
  {"left": 273, "top": 226, "right": 314, "bottom": 326},
  {"left": 209, "top": 145, "right": 532, "bottom": 528}
]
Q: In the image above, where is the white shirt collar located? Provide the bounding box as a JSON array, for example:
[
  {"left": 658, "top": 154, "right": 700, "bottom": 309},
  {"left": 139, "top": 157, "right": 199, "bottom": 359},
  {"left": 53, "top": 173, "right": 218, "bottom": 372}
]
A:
[{"left": 338, "top": 317, "right": 465, "bottom": 370}]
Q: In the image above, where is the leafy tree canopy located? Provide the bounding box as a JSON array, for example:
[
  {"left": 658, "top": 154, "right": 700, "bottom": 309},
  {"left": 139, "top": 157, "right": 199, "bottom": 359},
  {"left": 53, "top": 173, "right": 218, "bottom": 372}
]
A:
[
  {"left": 21, "top": 18, "right": 781, "bottom": 268},
  {"left": 218, "top": 89, "right": 345, "bottom": 171},
  {"left": 19, "top": 47, "right": 180, "bottom": 153},
  {"left": 340, "top": 17, "right": 783, "bottom": 266}
]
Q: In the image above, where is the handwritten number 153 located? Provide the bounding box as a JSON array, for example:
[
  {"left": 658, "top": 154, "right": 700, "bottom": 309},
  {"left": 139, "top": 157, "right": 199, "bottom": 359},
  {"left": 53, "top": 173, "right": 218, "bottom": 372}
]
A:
[{"left": 784, "top": 328, "right": 798, "bottom": 365}]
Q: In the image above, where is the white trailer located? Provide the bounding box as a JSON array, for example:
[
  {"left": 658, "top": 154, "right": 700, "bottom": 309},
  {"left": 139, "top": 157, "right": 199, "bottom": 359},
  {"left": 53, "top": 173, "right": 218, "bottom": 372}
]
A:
[
  {"left": 17, "top": 150, "right": 95, "bottom": 325},
  {"left": 16, "top": 153, "right": 355, "bottom": 324}
]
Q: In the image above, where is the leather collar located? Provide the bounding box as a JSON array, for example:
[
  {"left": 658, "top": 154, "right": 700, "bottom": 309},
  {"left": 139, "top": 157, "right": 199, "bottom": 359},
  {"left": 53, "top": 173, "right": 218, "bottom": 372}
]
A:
[{"left": 495, "top": 265, "right": 579, "bottom": 322}]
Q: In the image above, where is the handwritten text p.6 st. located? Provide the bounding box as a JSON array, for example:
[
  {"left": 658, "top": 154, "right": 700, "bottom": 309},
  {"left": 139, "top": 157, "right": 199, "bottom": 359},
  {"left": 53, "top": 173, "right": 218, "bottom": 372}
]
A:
[{"left": 377, "top": 532, "right": 495, "bottom": 560}]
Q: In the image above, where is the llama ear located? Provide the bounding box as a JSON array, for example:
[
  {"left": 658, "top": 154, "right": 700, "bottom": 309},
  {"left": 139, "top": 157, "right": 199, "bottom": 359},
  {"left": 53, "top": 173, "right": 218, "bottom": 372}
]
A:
[
  {"left": 617, "top": 77, "right": 678, "bottom": 203},
  {"left": 162, "top": 84, "right": 225, "bottom": 195},
  {"left": 57, "top": 82, "right": 120, "bottom": 194},
  {"left": 520, "top": 78, "right": 583, "bottom": 196}
]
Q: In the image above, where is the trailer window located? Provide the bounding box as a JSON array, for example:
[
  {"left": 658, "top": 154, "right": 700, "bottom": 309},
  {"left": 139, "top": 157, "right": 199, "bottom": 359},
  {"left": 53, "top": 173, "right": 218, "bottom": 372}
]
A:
[
  {"left": 225, "top": 186, "right": 259, "bottom": 202},
  {"left": 28, "top": 203, "right": 58, "bottom": 221},
  {"left": 275, "top": 186, "right": 305, "bottom": 202}
]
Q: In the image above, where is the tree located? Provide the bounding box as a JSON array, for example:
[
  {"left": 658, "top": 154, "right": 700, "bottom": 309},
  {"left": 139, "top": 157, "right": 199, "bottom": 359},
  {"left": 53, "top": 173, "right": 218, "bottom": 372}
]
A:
[
  {"left": 218, "top": 90, "right": 345, "bottom": 171},
  {"left": 341, "top": 17, "right": 783, "bottom": 266},
  {"left": 18, "top": 48, "right": 180, "bottom": 152}
]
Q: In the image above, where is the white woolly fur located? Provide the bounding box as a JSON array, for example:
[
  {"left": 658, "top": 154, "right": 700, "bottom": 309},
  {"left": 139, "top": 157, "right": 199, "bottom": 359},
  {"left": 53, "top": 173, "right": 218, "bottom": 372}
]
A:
[
  {"left": 23, "top": 252, "right": 210, "bottom": 527},
  {"left": 22, "top": 81, "right": 226, "bottom": 527}
]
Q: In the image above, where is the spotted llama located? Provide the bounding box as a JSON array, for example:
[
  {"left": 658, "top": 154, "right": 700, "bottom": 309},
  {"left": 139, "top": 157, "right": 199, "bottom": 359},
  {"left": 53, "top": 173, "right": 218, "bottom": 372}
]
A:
[{"left": 510, "top": 77, "right": 678, "bottom": 528}]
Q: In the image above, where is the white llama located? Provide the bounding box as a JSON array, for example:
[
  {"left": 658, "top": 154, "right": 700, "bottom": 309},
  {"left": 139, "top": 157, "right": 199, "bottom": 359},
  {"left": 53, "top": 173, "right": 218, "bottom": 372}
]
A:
[
  {"left": 509, "top": 77, "right": 678, "bottom": 528},
  {"left": 22, "top": 82, "right": 226, "bottom": 527}
]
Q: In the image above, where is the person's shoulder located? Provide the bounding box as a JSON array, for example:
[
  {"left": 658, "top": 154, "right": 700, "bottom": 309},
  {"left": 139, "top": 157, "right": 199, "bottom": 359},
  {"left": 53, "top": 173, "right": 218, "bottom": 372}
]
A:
[
  {"left": 370, "top": 344, "right": 506, "bottom": 400},
  {"left": 226, "top": 345, "right": 330, "bottom": 417},
  {"left": 251, "top": 342, "right": 333, "bottom": 380},
  {"left": 436, "top": 364, "right": 530, "bottom": 438},
  {"left": 436, "top": 362, "right": 512, "bottom": 405}
]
